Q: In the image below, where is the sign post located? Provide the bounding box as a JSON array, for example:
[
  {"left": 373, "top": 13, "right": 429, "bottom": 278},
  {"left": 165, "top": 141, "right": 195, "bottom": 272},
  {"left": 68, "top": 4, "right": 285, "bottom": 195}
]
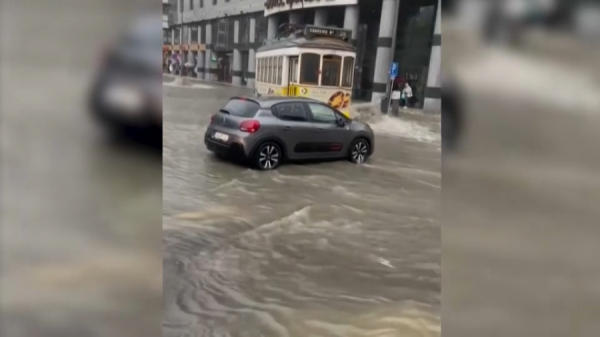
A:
[{"left": 388, "top": 62, "right": 399, "bottom": 115}]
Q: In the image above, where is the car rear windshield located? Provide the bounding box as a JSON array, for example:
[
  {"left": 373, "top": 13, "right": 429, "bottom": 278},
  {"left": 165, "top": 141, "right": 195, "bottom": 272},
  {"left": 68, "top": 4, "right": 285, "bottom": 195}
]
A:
[{"left": 222, "top": 99, "right": 260, "bottom": 118}]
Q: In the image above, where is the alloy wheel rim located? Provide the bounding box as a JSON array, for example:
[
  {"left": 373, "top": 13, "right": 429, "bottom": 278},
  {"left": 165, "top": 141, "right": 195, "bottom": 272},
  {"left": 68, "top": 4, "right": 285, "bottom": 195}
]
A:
[
  {"left": 352, "top": 141, "right": 368, "bottom": 163},
  {"left": 259, "top": 145, "right": 279, "bottom": 169}
]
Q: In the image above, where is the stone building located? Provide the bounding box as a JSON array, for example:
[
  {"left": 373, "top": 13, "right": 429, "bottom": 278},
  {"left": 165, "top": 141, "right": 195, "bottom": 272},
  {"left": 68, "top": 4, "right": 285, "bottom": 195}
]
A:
[{"left": 164, "top": 0, "right": 441, "bottom": 112}]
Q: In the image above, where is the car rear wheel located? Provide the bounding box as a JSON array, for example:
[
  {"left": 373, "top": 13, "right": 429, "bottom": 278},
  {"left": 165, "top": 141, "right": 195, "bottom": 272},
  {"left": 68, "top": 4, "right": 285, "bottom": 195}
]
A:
[
  {"left": 349, "top": 139, "right": 370, "bottom": 164},
  {"left": 253, "top": 142, "right": 282, "bottom": 170}
]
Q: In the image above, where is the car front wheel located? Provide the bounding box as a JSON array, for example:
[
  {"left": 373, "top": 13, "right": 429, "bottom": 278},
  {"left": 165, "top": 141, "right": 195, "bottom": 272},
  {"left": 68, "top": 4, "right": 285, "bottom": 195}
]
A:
[
  {"left": 253, "top": 142, "right": 282, "bottom": 170},
  {"left": 349, "top": 139, "right": 370, "bottom": 164}
]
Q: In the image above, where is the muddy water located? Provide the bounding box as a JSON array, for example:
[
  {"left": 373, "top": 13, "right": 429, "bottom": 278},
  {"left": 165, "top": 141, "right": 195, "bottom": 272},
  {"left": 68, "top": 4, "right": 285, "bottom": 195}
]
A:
[{"left": 163, "top": 82, "right": 441, "bottom": 337}]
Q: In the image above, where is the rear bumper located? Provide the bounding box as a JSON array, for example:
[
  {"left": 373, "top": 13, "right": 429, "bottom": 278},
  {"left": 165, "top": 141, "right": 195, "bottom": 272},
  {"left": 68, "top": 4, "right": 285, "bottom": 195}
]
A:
[
  {"left": 89, "top": 80, "right": 161, "bottom": 129},
  {"left": 204, "top": 134, "right": 250, "bottom": 161}
]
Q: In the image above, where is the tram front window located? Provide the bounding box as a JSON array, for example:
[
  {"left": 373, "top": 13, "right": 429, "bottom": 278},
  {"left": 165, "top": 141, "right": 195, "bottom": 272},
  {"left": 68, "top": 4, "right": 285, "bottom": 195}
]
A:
[
  {"left": 300, "top": 53, "right": 320, "bottom": 85},
  {"left": 342, "top": 56, "right": 354, "bottom": 88},
  {"left": 321, "top": 55, "right": 341, "bottom": 87}
]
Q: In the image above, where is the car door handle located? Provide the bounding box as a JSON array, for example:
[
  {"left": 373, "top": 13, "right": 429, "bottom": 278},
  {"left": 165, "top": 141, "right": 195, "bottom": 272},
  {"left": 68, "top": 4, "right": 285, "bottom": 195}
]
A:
[
  {"left": 317, "top": 128, "right": 324, "bottom": 132},
  {"left": 283, "top": 126, "right": 292, "bottom": 131}
]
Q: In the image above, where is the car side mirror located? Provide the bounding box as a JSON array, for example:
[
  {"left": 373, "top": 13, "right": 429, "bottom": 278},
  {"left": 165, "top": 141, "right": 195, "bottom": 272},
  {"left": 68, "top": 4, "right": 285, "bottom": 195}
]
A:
[{"left": 336, "top": 118, "right": 346, "bottom": 127}]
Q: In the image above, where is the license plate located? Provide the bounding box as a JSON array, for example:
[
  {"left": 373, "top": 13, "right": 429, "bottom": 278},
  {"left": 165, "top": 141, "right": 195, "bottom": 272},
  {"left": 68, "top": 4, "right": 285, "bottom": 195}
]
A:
[
  {"left": 213, "top": 132, "right": 229, "bottom": 142},
  {"left": 103, "top": 85, "right": 143, "bottom": 113}
]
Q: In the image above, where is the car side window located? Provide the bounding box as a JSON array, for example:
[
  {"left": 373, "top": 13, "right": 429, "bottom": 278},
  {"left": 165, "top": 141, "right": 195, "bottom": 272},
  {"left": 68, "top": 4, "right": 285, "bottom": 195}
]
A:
[
  {"left": 274, "top": 103, "right": 309, "bottom": 122},
  {"left": 307, "top": 103, "right": 338, "bottom": 124}
]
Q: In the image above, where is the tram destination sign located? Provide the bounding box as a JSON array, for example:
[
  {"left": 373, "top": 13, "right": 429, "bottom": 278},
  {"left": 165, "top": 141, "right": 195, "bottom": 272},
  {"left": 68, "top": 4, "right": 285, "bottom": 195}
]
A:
[
  {"left": 264, "top": 0, "right": 358, "bottom": 16},
  {"left": 304, "top": 25, "right": 351, "bottom": 40}
]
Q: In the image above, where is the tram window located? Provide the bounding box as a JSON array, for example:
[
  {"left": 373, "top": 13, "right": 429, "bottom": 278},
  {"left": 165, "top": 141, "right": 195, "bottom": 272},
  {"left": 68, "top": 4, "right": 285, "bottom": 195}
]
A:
[
  {"left": 300, "top": 53, "right": 320, "bottom": 85},
  {"left": 342, "top": 56, "right": 354, "bottom": 88},
  {"left": 263, "top": 57, "right": 268, "bottom": 83},
  {"left": 290, "top": 57, "right": 299, "bottom": 83},
  {"left": 258, "top": 58, "right": 263, "bottom": 82},
  {"left": 277, "top": 56, "right": 282, "bottom": 85},
  {"left": 321, "top": 55, "right": 341, "bottom": 87},
  {"left": 272, "top": 57, "right": 276, "bottom": 84},
  {"left": 262, "top": 58, "right": 267, "bottom": 83},
  {"left": 268, "top": 57, "right": 274, "bottom": 84},
  {"left": 265, "top": 58, "right": 270, "bottom": 84},
  {"left": 269, "top": 57, "right": 273, "bottom": 84},
  {"left": 256, "top": 58, "right": 261, "bottom": 82}
]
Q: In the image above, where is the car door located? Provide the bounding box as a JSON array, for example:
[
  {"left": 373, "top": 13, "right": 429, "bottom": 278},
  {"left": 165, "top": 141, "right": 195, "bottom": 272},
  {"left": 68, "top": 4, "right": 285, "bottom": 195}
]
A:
[
  {"left": 306, "top": 102, "right": 353, "bottom": 157},
  {"left": 272, "top": 102, "right": 317, "bottom": 159}
]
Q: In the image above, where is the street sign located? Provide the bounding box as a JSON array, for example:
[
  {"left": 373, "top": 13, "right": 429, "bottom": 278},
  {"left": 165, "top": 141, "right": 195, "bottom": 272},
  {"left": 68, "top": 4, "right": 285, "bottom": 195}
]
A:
[
  {"left": 390, "top": 62, "right": 399, "bottom": 79},
  {"left": 304, "top": 25, "right": 351, "bottom": 41}
]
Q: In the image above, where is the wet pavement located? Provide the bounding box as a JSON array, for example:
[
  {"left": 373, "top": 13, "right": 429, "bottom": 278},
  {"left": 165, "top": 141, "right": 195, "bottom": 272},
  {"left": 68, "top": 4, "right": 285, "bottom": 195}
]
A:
[{"left": 163, "top": 80, "right": 442, "bottom": 337}]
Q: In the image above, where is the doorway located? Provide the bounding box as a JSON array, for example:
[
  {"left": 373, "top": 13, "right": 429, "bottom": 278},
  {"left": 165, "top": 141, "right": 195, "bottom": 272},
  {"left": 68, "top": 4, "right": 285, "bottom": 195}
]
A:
[{"left": 216, "top": 52, "right": 233, "bottom": 83}]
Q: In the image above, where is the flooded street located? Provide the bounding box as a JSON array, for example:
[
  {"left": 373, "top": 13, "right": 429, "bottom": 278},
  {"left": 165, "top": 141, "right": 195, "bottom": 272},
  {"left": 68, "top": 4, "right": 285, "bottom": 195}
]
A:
[{"left": 163, "top": 80, "right": 441, "bottom": 337}]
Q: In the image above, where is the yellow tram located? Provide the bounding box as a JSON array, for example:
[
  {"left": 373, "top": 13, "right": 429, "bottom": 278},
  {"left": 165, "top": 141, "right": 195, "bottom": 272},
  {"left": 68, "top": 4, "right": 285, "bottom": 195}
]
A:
[{"left": 255, "top": 25, "right": 356, "bottom": 117}]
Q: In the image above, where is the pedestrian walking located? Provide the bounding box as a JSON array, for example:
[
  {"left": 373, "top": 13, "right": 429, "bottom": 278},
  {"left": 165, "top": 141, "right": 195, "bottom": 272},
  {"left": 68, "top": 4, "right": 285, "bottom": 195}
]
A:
[{"left": 401, "top": 82, "right": 413, "bottom": 109}]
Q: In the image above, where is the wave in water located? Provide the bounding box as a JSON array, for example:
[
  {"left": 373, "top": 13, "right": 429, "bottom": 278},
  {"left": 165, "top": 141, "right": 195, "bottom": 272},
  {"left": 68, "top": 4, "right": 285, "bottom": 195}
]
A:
[{"left": 367, "top": 116, "right": 440, "bottom": 143}]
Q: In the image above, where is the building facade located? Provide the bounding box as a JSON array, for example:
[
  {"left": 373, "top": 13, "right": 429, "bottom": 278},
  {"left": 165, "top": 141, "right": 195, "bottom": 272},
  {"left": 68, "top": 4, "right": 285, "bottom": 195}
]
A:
[
  {"left": 164, "top": 0, "right": 441, "bottom": 113},
  {"left": 163, "top": 0, "right": 174, "bottom": 43}
]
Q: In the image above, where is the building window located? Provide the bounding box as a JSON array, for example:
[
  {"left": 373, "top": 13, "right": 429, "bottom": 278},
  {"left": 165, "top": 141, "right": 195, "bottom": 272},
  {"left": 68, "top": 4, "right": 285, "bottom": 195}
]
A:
[
  {"left": 200, "top": 0, "right": 203, "bottom": 8},
  {"left": 179, "top": 0, "right": 184, "bottom": 12},
  {"left": 321, "top": 55, "right": 341, "bottom": 87},
  {"left": 213, "top": 0, "right": 217, "bottom": 5},
  {"left": 174, "top": 29, "right": 180, "bottom": 44},
  {"left": 191, "top": 26, "right": 198, "bottom": 43},
  {"left": 190, "top": 0, "right": 194, "bottom": 10},
  {"left": 341, "top": 56, "right": 354, "bottom": 88},
  {"left": 300, "top": 53, "right": 320, "bottom": 85}
]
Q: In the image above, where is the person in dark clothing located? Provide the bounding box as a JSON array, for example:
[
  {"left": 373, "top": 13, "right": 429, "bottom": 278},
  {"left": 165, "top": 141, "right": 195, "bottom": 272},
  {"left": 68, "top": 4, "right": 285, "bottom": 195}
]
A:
[{"left": 392, "top": 76, "right": 404, "bottom": 91}]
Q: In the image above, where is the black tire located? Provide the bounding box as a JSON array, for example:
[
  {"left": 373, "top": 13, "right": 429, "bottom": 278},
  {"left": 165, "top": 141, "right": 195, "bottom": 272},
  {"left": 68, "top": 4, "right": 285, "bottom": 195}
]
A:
[
  {"left": 253, "top": 142, "right": 282, "bottom": 170},
  {"left": 348, "top": 138, "right": 370, "bottom": 164}
]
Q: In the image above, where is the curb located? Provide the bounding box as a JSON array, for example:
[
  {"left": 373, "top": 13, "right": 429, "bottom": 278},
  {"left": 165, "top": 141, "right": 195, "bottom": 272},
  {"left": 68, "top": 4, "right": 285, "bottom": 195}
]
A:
[
  {"left": 349, "top": 102, "right": 440, "bottom": 122},
  {"left": 163, "top": 74, "right": 252, "bottom": 90}
]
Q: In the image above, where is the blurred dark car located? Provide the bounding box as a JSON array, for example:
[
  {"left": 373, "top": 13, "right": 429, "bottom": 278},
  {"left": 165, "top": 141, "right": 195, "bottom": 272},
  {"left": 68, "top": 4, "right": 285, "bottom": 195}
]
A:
[
  {"left": 442, "top": 77, "right": 462, "bottom": 152},
  {"left": 88, "top": 16, "right": 162, "bottom": 145}
]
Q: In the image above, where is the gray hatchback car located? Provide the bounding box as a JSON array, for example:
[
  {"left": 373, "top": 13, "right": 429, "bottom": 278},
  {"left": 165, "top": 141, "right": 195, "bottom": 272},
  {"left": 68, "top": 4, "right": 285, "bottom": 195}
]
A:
[{"left": 204, "top": 96, "right": 375, "bottom": 170}]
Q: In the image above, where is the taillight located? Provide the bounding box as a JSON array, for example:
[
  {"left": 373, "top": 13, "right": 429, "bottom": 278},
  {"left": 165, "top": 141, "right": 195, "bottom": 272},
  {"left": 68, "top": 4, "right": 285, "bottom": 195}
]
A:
[{"left": 240, "top": 120, "right": 260, "bottom": 133}]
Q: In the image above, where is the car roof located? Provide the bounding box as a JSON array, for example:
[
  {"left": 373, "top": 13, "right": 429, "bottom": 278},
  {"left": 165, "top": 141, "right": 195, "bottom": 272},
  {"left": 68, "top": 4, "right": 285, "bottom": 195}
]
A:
[{"left": 231, "top": 96, "right": 324, "bottom": 108}]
